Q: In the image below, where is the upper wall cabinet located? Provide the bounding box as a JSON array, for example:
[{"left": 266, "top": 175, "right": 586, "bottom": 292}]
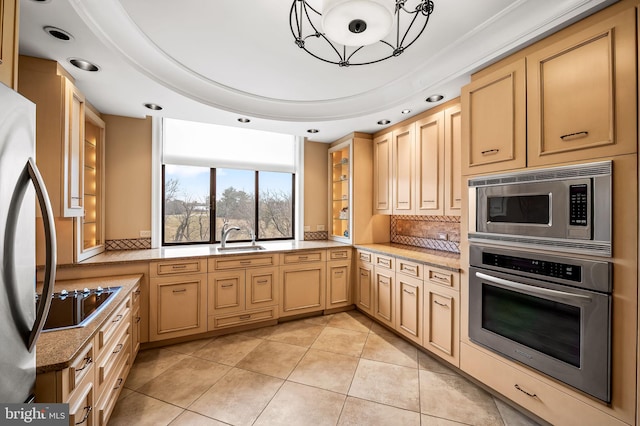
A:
[
  {"left": 373, "top": 132, "right": 392, "bottom": 214},
  {"left": 461, "top": 59, "right": 527, "bottom": 176},
  {"left": 0, "top": 0, "right": 19, "bottom": 89},
  {"left": 462, "top": 7, "right": 637, "bottom": 175},
  {"left": 527, "top": 7, "right": 637, "bottom": 166},
  {"left": 392, "top": 124, "right": 415, "bottom": 214},
  {"left": 18, "top": 56, "right": 87, "bottom": 218}
]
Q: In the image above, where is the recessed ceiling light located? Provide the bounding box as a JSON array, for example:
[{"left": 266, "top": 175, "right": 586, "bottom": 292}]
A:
[
  {"left": 377, "top": 119, "right": 391, "bottom": 125},
  {"left": 30, "top": 0, "right": 51, "bottom": 3},
  {"left": 69, "top": 58, "right": 99, "bottom": 72},
  {"left": 401, "top": 109, "right": 411, "bottom": 114},
  {"left": 43, "top": 26, "right": 73, "bottom": 42},
  {"left": 307, "top": 129, "right": 319, "bottom": 134},
  {"left": 237, "top": 117, "right": 251, "bottom": 123},
  {"left": 426, "top": 94, "right": 444, "bottom": 103},
  {"left": 143, "top": 103, "right": 163, "bottom": 111}
]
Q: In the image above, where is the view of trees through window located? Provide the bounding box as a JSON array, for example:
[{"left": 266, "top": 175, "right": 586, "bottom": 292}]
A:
[{"left": 163, "top": 165, "right": 293, "bottom": 244}]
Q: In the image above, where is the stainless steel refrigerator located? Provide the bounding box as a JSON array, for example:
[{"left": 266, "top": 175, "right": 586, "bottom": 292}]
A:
[{"left": 0, "top": 82, "right": 57, "bottom": 403}]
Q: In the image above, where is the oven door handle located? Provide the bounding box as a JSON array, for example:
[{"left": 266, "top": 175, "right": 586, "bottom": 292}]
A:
[{"left": 475, "top": 272, "right": 592, "bottom": 304}]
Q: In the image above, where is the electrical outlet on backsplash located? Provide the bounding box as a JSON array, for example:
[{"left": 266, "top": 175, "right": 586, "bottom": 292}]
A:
[{"left": 391, "top": 215, "right": 460, "bottom": 253}]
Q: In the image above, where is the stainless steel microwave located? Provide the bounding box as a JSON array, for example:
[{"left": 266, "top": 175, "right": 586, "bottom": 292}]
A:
[{"left": 468, "top": 161, "right": 612, "bottom": 257}]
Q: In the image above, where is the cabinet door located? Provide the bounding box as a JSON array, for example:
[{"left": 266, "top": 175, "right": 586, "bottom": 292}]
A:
[
  {"left": 131, "top": 302, "right": 141, "bottom": 358},
  {"left": 415, "top": 111, "right": 444, "bottom": 214},
  {"left": 329, "top": 141, "right": 351, "bottom": 242},
  {"left": 356, "top": 261, "right": 374, "bottom": 315},
  {"left": 374, "top": 267, "right": 394, "bottom": 327},
  {"left": 392, "top": 124, "right": 415, "bottom": 214},
  {"left": 396, "top": 274, "right": 423, "bottom": 345},
  {"left": 68, "top": 380, "right": 94, "bottom": 426},
  {"left": 0, "top": 0, "right": 18, "bottom": 89},
  {"left": 527, "top": 8, "right": 636, "bottom": 166},
  {"left": 326, "top": 260, "right": 351, "bottom": 309},
  {"left": 64, "top": 79, "right": 85, "bottom": 217},
  {"left": 149, "top": 274, "right": 207, "bottom": 341},
  {"left": 209, "top": 270, "right": 245, "bottom": 314},
  {"left": 373, "top": 132, "right": 392, "bottom": 214},
  {"left": 246, "top": 267, "right": 279, "bottom": 309},
  {"left": 424, "top": 284, "right": 459, "bottom": 366},
  {"left": 462, "top": 58, "right": 527, "bottom": 175},
  {"left": 279, "top": 262, "right": 326, "bottom": 317},
  {"left": 444, "top": 104, "right": 462, "bottom": 216}
]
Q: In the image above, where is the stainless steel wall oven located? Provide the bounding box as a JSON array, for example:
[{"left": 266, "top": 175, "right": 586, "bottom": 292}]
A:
[{"left": 469, "top": 243, "right": 612, "bottom": 402}]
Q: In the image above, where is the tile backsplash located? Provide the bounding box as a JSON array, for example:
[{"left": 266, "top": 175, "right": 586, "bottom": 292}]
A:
[
  {"left": 304, "top": 230, "right": 329, "bottom": 241},
  {"left": 391, "top": 215, "right": 460, "bottom": 253},
  {"left": 106, "top": 238, "right": 152, "bottom": 250}
]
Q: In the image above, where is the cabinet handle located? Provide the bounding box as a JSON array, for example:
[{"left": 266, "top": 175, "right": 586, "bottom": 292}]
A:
[
  {"left": 257, "top": 279, "right": 269, "bottom": 284},
  {"left": 560, "top": 131, "right": 589, "bottom": 141},
  {"left": 172, "top": 289, "right": 187, "bottom": 294},
  {"left": 112, "top": 314, "right": 123, "bottom": 323},
  {"left": 334, "top": 271, "right": 344, "bottom": 277},
  {"left": 240, "top": 260, "right": 252, "bottom": 265},
  {"left": 379, "top": 259, "right": 390, "bottom": 266},
  {"left": 403, "top": 289, "right": 415, "bottom": 295},
  {"left": 360, "top": 254, "right": 370, "bottom": 261},
  {"left": 431, "top": 273, "right": 450, "bottom": 283},
  {"left": 402, "top": 265, "right": 416, "bottom": 273},
  {"left": 113, "top": 343, "right": 124, "bottom": 354},
  {"left": 136, "top": 316, "right": 141, "bottom": 323},
  {"left": 221, "top": 283, "right": 234, "bottom": 288},
  {"left": 134, "top": 290, "right": 141, "bottom": 296},
  {"left": 75, "top": 356, "right": 92, "bottom": 373},
  {"left": 298, "top": 256, "right": 308, "bottom": 260},
  {"left": 425, "top": 199, "right": 435, "bottom": 203},
  {"left": 380, "top": 279, "right": 390, "bottom": 286},
  {"left": 434, "top": 300, "right": 449, "bottom": 308},
  {"left": 360, "top": 271, "right": 369, "bottom": 277},
  {"left": 171, "top": 264, "right": 187, "bottom": 269},
  {"left": 454, "top": 198, "right": 461, "bottom": 202},
  {"left": 113, "top": 378, "right": 124, "bottom": 391},
  {"left": 75, "top": 406, "right": 92, "bottom": 425},
  {"left": 481, "top": 149, "right": 499, "bottom": 155},
  {"left": 239, "top": 314, "right": 251, "bottom": 320},
  {"left": 514, "top": 384, "right": 537, "bottom": 398}
]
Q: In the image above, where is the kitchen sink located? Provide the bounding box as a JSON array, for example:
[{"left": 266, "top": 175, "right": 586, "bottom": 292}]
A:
[{"left": 216, "top": 245, "right": 267, "bottom": 252}]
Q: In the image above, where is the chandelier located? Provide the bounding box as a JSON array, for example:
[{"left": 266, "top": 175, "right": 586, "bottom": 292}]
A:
[{"left": 290, "top": 0, "right": 435, "bottom": 67}]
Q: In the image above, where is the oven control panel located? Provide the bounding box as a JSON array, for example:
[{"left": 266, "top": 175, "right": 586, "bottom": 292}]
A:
[{"left": 481, "top": 252, "right": 581, "bottom": 282}]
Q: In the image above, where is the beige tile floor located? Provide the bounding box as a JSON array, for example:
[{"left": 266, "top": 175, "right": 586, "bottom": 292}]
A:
[{"left": 110, "top": 310, "right": 540, "bottom": 426}]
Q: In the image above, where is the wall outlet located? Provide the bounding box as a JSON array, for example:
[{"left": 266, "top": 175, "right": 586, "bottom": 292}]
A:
[
  {"left": 317, "top": 224, "right": 325, "bottom": 231},
  {"left": 139, "top": 230, "right": 151, "bottom": 238},
  {"left": 437, "top": 232, "right": 448, "bottom": 240},
  {"left": 304, "top": 226, "right": 311, "bottom": 232}
]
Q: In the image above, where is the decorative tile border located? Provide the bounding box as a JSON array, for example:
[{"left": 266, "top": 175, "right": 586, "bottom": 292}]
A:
[
  {"left": 391, "top": 215, "right": 461, "bottom": 253},
  {"left": 106, "top": 238, "right": 152, "bottom": 250},
  {"left": 304, "top": 231, "right": 329, "bottom": 241}
]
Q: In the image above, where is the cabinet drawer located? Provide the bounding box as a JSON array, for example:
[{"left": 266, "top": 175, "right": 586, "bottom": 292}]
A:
[
  {"left": 396, "top": 259, "right": 422, "bottom": 279},
  {"left": 97, "top": 298, "right": 131, "bottom": 351},
  {"left": 329, "top": 248, "right": 351, "bottom": 260},
  {"left": 68, "top": 377, "right": 93, "bottom": 426},
  {"left": 281, "top": 250, "right": 325, "bottom": 264},
  {"left": 357, "top": 250, "right": 372, "bottom": 263},
  {"left": 68, "top": 342, "right": 94, "bottom": 395},
  {"left": 209, "top": 306, "right": 277, "bottom": 330},
  {"left": 95, "top": 350, "right": 131, "bottom": 426},
  {"left": 460, "top": 342, "right": 625, "bottom": 426},
  {"left": 151, "top": 259, "right": 206, "bottom": 277},
  {"left": 426, "top": 267, "right": 459, "bottom": 290},
  {"left": 374, "top": 254, "right": 394, "bottom": 270},
  {"left": 96, "top": 320, "right": 131, "bottom": 397},
  {"left": 210, "top": 254, "right": 278, "bottom": 270}
]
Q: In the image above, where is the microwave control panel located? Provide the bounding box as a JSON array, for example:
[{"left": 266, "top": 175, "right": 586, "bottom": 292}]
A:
[{"left": 569, "top": 184, "right": 588, "bottom": 226}]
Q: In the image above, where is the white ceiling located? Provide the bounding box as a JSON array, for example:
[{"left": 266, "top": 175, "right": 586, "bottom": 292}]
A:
[{"left": 19, "top": 0, "right": 617, "bottom": 142}]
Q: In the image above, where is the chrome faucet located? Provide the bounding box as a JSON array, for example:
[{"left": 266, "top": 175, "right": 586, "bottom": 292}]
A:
[{"left": 220, "top": 221, "right": 240, "bottom": 248}]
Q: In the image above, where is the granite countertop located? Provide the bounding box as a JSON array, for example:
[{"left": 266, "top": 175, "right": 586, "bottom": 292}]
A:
[
  {"left": 65, "top": 240, "right": 352, "bottom": 267},
  {"left": 353, "top": 243, "right": 460, "bottom": 271},
  {"left": 36, "top": 274, "right": 143, "bottom": 373}
]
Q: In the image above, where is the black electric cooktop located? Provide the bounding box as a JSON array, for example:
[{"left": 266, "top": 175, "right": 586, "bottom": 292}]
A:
[{"left": 37, "top": 286, "right": 121, "bottom": 331}]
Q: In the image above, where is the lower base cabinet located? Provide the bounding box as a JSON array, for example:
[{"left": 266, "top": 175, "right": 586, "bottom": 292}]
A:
[
  {"left": 373, "top": 265, "right": 394, "bottom": 327},
  {"left": 424, "top": 284, "right": 458, "bottom": 365},
  {"left": 355, "top": 257, "right": 374, "bottom": 315},
  {"left": 326, "top": 259, "right": 351, "bottom": 309},
  {"left": 280, "top": 260, "right": 326, "bottom": 317},
  {"left": 395, "top": 274, "right": 423, "bottom": 345}
]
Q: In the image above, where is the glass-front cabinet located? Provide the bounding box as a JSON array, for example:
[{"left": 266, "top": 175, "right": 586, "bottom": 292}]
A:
[{"left": 329, "top": 141, "right": 351, "bottom": 242}]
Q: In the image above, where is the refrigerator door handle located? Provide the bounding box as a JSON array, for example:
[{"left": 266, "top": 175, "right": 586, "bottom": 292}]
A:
[{"left": 24, "top": 158, "right": 57, "bottom": 351}]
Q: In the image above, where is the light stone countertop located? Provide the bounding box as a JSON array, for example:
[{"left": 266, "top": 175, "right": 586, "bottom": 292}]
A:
[
  {"left": 36, "top": 274, "right": 143, "bottom": 372},
  {"left": 353, "top": 243, "right": 460, "bottom": 271}
]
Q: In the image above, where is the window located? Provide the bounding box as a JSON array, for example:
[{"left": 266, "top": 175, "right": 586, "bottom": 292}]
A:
[{"left": 161, "top": 119, "right": 296, "bottom": 245}]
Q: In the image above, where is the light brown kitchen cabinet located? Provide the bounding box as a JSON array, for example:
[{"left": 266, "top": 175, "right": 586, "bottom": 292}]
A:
[
  {"left": 395, "top": 272, "right": 423, "bottom": 345},
  {"left": 149, "top": 259, "right": 208, "bottom": 341},
  {"left": 328, "top": 141, "right": 350, "bottom": 241},
  {"left": 355, "top": 250, "right": 374, "bottom": 315},
  {"left": 461, "top": 58, "right": 527, "bottom": 175},
  {"left": 392, "top": 124, "right": 415, "bottom": 214},
  {"left": 131, "top": 284, "right": 141, "bottom": 358},
  {"left": 424, "top": 280, "right": 459, "bottom": 366},
  {"left": 326, "top": 248, "right": 352, "bottom": 310},
  {"left": 526, "top": 8, "right": 636, "bottom": 166},
  {"left": 279, "top": 251, "right": 326, "bottom": 317},
  {"left": 444, "top": 104, "right": 462, "bottom": 215},
  {"left": 207, "top": 253, "right": 279, "bottom": 330},
  {"left": 373, "top": 131, "right": 393, "bottom": 214},
  {"left": 373, "top": 254, "right": 395, "bottom": 327},
  {"left": 0, "top": 0, "right": 19, "bottom": 89}
]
